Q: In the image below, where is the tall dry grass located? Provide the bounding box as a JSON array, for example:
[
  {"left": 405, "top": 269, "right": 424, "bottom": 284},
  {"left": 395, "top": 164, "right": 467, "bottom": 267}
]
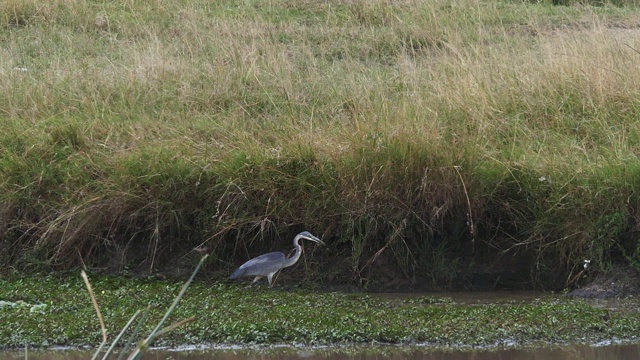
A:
[{"left": 2, "top": 0, "right": 640, "bottom": 288}]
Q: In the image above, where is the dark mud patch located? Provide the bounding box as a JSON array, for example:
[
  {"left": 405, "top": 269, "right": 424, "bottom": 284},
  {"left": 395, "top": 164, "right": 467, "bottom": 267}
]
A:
[{"left": 568, "top": 264, "right": 640, "bottom": 299}]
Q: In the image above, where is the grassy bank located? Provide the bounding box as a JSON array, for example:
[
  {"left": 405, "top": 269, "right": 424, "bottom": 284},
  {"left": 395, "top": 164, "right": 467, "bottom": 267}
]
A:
[
  {"left": 1, "top": 274, "right": 639, "bottom": 348},
  {"left": 2, "top": 0, "right": 640, "bottom": 288}
]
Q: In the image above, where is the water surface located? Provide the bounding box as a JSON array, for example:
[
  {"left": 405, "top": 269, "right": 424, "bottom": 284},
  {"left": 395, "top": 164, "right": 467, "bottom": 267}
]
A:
[{"left": 6, "top": 343, "right": 640, "bottom": 360}]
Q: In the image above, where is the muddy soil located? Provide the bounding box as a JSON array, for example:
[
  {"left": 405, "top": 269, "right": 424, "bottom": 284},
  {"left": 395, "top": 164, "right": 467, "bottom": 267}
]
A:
[{"left": 568, "top": 264, "right": 640, "bottom": 299}]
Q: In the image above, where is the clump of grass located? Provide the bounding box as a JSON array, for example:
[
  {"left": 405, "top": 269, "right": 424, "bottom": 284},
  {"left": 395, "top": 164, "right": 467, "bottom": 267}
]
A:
[
  {"left": 82, "top": 255, "right": 207, "bottom": 359},
  {"left": 2, "top": 0, "right": 640, "bottom": 288}
]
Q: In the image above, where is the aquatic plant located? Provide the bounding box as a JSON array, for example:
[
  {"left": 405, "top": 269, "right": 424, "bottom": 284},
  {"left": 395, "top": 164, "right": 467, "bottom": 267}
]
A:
[{"left": 1, "top": 275, "right": 639, "bottom": 348}]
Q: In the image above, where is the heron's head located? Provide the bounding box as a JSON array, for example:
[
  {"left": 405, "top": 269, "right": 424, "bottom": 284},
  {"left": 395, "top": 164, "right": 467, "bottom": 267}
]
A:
[{"left": 298, "top": 231, "right": 324, "bottom": 245}]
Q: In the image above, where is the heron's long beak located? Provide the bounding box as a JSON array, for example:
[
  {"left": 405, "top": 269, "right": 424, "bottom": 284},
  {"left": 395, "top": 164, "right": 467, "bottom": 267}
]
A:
[{"left": 308, "top": 234, "right": 324, "bottom": 245}]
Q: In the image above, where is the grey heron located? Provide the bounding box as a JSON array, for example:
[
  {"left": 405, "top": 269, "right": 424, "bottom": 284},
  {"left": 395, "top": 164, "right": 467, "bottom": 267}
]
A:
[{"left": 229, "top": 231, "right": 324, "bottom": 287}]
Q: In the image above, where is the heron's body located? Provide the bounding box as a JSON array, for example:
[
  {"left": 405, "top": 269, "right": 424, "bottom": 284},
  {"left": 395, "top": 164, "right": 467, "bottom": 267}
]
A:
[{"left": 229, "top": 231, "right": 323, "bottom": 287}]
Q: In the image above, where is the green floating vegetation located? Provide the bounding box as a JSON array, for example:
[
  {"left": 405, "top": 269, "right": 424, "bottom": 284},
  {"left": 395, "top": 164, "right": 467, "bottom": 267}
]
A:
[{"left": 0, "top": 275, "right": 639, "bottom": 348}]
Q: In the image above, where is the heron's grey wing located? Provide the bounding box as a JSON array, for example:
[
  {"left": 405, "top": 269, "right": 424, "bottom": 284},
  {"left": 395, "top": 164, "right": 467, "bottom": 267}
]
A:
[{"left": 229, "top": 252, "right": 286, "bottom": 279}]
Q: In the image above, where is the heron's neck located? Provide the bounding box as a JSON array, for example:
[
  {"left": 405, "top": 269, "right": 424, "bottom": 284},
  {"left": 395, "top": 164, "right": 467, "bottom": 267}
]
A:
[{"left": 282, "top": 235, "right": 303, "bottom": 268}]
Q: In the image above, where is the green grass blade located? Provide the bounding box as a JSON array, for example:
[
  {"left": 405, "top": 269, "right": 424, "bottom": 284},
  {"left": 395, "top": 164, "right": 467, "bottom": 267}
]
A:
[
  {"left": 101, "top": 310, "right": 141, "bottom": 360},
  {"left": 117, "top": 306, "right": 150, "bottom": 360},
  {"left": 127, "top": 255, "right": 208, "bottom": 360}
]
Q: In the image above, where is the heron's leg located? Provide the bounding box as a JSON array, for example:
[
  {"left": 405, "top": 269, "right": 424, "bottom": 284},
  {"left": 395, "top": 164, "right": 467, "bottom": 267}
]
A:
[
  {"left": 267, "top": 270, "right": 281, "bottom": 287},
  {"left": 251, "top": 276, "right": 262, "bottom": 285}
]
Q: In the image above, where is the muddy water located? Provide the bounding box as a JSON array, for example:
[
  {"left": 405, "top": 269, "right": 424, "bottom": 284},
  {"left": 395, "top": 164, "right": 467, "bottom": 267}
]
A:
[
  {"left": 374, "top": 291, "right": 546, "bottom": 303},
  {"left": 5, "top": 343, "right": 640, "bottom": 360},
  {"left": 374, "top": 291, "right": 640, "bottom": 313}
]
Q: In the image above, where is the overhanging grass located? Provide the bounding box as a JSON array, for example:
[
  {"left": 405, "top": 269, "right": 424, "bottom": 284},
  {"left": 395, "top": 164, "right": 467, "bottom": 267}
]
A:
[{"left": 1, "top": 0, "right": 640, "bottom": 287}]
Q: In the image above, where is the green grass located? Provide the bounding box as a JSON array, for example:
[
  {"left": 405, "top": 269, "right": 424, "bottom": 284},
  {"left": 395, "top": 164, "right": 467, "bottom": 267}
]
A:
[
  {"left": 0, "top": 275, "right": 639, "bottom": 348},
  {"left": 2, "top": 0, "right": 640, "bottom": 288}
]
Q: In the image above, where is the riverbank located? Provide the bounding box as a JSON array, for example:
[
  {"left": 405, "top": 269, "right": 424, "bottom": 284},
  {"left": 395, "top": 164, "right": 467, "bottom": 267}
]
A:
[
  {"left": 1, "top": 274, "right": 639, "bottom": 349},
  {"left": 2, "top": 0, "right": 640, "bottom": 291}
]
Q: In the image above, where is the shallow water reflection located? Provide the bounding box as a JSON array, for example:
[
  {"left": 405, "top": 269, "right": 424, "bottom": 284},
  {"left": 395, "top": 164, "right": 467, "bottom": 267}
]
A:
[{"left": 6, "top": 343, "right": 640, "bottom": 360}]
